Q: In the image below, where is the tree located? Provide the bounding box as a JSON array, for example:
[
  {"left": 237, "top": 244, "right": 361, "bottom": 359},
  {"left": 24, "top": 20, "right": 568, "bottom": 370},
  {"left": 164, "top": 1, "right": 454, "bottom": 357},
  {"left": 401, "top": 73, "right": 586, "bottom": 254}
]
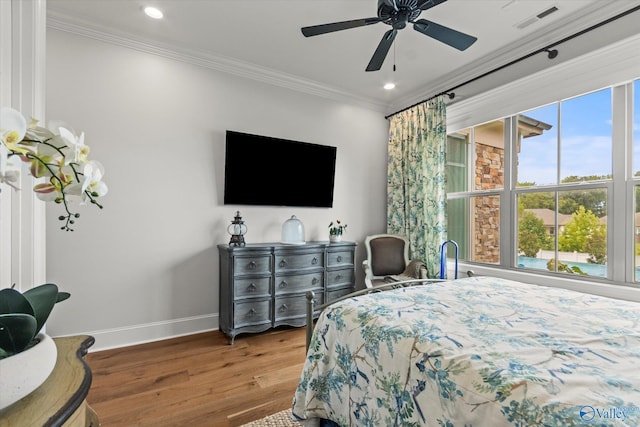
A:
[
  {"left": 547, "top": 258, "right": 586, "bottom": 275},
  {"left": 559, "top": 176, "right": 609, "bottom": 217},
  {"left": 558, "top": 206, "right": 607, "bottom": 263},
  {"left": 518, "top": 191, "right": 555, "bottom": 211},
  {"left": 518, "top": 211, "right": 549, "bottom": 257},
  {"left": 559, "top": 189, "right": 607, "bottom": 217},
  {"left": 518, "top": 175, "right": 609, "bottom": 218},
  {"left": 585, "top": 225, "right": 607, "bottom": 264}
]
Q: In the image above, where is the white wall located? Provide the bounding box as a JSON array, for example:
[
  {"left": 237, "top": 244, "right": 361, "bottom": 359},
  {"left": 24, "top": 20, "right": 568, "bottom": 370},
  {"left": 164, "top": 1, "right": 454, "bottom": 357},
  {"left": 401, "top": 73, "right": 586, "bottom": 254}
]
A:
[{"left": 45, "top": 29, "right": 389, "bottom": 350}]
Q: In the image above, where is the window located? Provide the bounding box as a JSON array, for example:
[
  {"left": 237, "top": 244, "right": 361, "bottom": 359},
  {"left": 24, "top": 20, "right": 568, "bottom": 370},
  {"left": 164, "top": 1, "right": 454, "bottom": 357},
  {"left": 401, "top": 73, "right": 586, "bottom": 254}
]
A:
[
  {"left": 446, "top": 83, "right": 634, "bottom": 282},
  {"left": 446, "top": 120, "right": 505, "bottom": 264}
]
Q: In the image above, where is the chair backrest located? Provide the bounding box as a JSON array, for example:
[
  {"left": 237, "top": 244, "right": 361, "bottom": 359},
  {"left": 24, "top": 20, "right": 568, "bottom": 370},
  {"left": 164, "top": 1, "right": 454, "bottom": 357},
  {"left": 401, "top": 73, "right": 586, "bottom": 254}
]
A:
[{"left": 365, "top": 234, "right": 410, "bottom": 276}]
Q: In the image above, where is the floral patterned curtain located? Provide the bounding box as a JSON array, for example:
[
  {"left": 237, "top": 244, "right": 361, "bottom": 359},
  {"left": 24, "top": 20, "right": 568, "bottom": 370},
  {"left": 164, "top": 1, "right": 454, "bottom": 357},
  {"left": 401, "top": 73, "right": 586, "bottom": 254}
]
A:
[{"left": 387, "top": 96, "right": 447, "bottom": 278}]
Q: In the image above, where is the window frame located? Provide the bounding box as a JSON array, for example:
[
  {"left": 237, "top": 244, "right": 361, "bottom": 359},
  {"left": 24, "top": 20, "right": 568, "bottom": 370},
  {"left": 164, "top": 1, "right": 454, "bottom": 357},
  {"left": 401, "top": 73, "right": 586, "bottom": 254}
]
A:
[{"left": 445, "top": 80, "right": 639, "bottom": 293}]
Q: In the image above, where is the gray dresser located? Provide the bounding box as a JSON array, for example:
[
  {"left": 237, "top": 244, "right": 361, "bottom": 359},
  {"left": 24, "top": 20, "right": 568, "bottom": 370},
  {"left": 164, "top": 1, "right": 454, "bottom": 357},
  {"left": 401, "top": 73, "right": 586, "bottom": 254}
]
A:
[{"left": 218, "top": 241, "right": 356, "bottom": 344}]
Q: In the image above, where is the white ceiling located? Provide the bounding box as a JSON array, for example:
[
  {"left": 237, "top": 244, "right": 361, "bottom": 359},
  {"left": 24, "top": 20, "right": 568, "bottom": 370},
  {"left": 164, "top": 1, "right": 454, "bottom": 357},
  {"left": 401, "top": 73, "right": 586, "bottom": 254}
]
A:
[{"left": 46, "top": 0, "right": 638, "bottom": 113}]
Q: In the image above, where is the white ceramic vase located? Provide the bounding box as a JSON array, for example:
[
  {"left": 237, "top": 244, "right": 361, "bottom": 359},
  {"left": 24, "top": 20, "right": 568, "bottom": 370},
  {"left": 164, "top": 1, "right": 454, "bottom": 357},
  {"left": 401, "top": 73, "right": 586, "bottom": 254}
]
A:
[
  {"left": 0, "top": 332, "right": 57, "bottom": 410},
  {"left": 329, "top": 234, "right": 342, "bottom": 243}
]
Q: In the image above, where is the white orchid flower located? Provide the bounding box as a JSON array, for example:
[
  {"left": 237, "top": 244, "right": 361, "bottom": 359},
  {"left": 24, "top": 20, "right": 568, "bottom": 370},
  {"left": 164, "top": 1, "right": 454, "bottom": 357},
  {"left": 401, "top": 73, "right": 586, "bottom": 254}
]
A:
[
  {"left": 0, "top": 143, "right": 21, "bottom": 190},
  {"left": 1, "top": 106, "right": 107, "bottom": 230},
  {"left": 33, "top": 182, "right": 61, "bottom": 202},
  {"left": 65, "top": 160, "right": 108, "bottom": 203},
  {"left": 81, "top": 160, "right": 107, "bottom": 196},
  {"left": 0, "top": 107, "right": 28, "bottom": 154},
  {"left": 58, "top": 126, "right": 89, "bottom": 164}
]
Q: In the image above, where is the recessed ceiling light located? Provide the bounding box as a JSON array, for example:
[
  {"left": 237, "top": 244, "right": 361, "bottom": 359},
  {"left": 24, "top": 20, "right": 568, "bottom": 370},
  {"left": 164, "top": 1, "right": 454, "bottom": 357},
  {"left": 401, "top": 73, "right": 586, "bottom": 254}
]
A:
[
  {"left": 384, "top": 83, "right": 396, "bottom": 90},
  {"left": 144, "top": 6, "right": 163, "bottom": 19}
]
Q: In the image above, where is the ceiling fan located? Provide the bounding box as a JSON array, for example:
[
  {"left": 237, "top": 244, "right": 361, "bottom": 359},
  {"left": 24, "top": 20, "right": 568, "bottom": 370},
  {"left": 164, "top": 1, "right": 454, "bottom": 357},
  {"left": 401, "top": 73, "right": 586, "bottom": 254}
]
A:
[{"left": 301, "top": 0, "right": 477, "bottom": 72}]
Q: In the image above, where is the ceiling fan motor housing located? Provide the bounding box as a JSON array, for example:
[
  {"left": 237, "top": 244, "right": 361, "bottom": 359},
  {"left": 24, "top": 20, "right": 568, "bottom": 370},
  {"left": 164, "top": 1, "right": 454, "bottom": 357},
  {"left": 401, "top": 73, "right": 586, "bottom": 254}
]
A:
[{"left": 378, "top": 0, "right": 423, "bottom": 28}]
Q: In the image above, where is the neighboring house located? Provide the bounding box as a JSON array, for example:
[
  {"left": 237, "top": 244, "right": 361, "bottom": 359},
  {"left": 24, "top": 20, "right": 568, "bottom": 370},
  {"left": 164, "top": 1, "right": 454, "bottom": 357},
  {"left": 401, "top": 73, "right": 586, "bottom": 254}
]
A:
[
  {"left": 600, "top": 212, "right": 640, "bottom": 243},
  {"left": 524, "top": 208, "right": 573, "bottom": 237}
]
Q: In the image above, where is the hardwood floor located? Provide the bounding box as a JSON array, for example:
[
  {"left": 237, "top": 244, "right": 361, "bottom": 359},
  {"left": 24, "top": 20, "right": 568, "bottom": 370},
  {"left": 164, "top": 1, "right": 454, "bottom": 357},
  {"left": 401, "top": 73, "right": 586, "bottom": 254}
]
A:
[{"left": 86, "top": 327, "right": 307, "bottom": 427}]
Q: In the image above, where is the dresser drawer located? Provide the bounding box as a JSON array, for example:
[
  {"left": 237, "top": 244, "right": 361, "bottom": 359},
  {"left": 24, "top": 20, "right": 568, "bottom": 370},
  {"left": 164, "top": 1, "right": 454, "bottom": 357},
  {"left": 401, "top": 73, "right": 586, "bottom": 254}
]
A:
[
  {"left": 234, "top": 277, "right": 271, "bottom": 299},
  {"left": 233, "top": 300, "right": 271, "bottom": 327},
  {"left": 275, "top": 272, "right": 323, "bottom": 295},
  {"left": 327, "top": 286, "right": 354, "bottom": 303},
  {"left": 234, "top": 255, "right": 271, "bottom": 275},
  {"left": 327, "top": 268, "right": 354, "bottom": 286},
  {"left": 327, "top": 250, "right": 354, "bottom": 266},
  {"left": 275, "top": 252, "right": 324, "bottom": 271},
  {"left": 275, "top": 293, "right": 324, "bottom": 321}
]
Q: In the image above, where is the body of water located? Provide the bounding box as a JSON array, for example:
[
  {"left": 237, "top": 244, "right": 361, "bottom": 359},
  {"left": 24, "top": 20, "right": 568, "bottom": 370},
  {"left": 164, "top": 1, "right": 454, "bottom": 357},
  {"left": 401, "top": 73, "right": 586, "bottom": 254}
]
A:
[
  {"left": 519, "top": 257, "right": 640, "bottom": 281},
  {"left": 517, "top": 256, "right": 607, "bottom": 277}
]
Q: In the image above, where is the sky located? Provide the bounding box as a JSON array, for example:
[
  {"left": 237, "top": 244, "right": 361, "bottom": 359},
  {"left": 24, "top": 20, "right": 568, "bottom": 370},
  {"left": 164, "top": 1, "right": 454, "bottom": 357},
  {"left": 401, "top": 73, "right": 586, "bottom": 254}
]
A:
[{"left": 516, "top": 80, "right": 640, "bottom": 185}]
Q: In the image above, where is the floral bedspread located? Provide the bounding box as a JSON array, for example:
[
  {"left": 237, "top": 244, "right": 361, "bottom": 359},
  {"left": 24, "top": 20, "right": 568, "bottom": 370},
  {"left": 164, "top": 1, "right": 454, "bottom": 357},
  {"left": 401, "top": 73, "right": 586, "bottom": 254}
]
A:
[{"left": 292, "top": 276, "right": 640, "bottom": 426}]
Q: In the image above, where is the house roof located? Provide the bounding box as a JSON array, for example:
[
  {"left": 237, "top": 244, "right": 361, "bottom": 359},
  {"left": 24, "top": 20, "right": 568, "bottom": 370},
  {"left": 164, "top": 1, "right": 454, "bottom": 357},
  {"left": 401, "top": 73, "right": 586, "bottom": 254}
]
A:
[
  {"left": 525, "top": 208, "right": 573, "bottom": 226},
  {"left": 600, "top": 212, "right": 640, "bottom": 225},
  {"left": 518, "top": 115, "right": 553, "bottom": 138}
]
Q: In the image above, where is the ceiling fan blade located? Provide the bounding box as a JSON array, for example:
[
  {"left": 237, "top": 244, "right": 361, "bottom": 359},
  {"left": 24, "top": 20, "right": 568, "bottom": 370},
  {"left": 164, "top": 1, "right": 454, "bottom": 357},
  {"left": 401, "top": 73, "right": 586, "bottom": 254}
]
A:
[
  {"left": 413, "top": 19, "right": 477, "bottom": 51},
  {"left": 417, "top": 0, "right": 448, "bottom": 11},
  {"left": 366, "top": 29, "right": 397, "bottom": 72},
  {"left": 301, "top": 17, "right": 382, "bottom": 37}
]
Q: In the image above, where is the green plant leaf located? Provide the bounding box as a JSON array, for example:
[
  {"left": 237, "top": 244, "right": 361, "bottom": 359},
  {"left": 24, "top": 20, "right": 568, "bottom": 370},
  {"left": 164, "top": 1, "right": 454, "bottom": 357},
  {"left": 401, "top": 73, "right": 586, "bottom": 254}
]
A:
[
  {"left": 0, "top": 288, "right": 35, "bottom": 316},
  {"left": 23, "top": 283, "right": 60, "bottom": 334},
  {"left": 0, "top": 313, "right": 37, "bottom": 355},
  {"left": 57, "top": 291, "right": 71, "bottom": 303}
]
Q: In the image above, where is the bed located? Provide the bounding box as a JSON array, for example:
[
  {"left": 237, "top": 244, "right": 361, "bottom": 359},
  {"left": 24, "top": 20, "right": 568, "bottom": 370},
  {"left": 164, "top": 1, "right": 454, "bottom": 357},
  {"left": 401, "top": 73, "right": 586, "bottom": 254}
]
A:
[{"left": 292, "top": 276, "right": 640, "bottom": 426}]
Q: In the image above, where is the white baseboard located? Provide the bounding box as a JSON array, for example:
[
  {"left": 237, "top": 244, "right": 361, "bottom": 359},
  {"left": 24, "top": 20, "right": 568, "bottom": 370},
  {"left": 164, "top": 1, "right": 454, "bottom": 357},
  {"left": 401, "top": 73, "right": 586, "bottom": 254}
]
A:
[{"left": 76, "top": 313, "right": 219, "bottom": 352}]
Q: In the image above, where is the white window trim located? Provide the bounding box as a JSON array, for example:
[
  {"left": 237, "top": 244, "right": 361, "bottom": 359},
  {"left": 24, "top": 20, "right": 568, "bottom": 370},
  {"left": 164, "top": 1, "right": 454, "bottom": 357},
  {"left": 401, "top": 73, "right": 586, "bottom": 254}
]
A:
[
  {"left": 447, "top": 33, "right": 640, "bottom": 133},
  {"left": 0, "top": 0, "right": 47, "bottom": 291}
]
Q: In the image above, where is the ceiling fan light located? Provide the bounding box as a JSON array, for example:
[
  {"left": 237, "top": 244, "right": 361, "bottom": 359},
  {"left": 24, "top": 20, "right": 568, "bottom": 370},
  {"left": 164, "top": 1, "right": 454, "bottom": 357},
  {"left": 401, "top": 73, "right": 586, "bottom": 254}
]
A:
[
  {"left": 144, "top": 6, "right": 163, "bottom": 19},
  {"left": 384, "top": 83, "right": 396, "bottom": 90}
]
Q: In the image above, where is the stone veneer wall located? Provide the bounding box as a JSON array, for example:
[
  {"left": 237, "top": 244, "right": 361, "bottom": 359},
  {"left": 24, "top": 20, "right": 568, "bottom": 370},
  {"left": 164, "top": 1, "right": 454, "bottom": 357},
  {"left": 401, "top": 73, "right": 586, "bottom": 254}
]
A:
[{"left": 473, "top": 143, "right": 504, "bottom": 263}]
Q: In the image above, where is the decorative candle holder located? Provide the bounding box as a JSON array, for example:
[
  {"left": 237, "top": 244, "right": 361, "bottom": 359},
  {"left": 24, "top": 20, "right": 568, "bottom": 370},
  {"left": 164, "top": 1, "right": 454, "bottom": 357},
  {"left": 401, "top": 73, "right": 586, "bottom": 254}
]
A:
[{"left": 227, "top": 211, "right": 247, "bottom": 247}]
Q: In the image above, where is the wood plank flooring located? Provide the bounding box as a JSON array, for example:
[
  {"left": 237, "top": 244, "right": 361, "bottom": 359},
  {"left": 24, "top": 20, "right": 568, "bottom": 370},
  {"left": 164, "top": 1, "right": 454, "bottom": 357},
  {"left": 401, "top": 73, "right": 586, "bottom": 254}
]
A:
[{"left": 86, "top": 327, "right": 307, "bottom": 427}]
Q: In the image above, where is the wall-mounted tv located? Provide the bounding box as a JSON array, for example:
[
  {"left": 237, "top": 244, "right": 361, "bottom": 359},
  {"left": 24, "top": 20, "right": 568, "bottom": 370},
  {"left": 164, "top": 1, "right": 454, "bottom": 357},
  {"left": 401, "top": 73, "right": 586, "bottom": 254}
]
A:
[{"left": 224, "top": 131, "right": 337, "bottom": 208}]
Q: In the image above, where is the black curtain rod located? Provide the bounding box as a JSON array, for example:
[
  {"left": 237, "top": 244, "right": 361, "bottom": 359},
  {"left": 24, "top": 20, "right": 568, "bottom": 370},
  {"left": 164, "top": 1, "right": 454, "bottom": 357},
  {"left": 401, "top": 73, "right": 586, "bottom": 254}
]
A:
[{"left": 385, "top": 4, "right": 640, "bottom": 120}]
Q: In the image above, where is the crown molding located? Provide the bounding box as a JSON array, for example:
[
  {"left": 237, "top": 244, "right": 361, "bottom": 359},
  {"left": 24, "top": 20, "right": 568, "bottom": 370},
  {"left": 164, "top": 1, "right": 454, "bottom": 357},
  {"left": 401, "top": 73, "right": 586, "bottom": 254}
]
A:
[{"left": 46, "top": 11, "right": 389, "bottom": 113}]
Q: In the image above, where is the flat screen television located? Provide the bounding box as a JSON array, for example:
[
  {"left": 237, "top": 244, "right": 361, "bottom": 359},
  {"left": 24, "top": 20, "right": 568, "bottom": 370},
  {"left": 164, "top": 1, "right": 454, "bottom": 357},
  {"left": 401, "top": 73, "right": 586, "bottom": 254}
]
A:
[{"left": 224, "top": 130, "right": 337, "bottom": 207}]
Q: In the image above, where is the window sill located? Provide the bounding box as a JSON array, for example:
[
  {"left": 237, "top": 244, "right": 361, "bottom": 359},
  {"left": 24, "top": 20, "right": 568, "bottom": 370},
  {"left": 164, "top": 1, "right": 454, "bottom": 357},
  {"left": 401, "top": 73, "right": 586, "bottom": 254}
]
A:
[{"left": 452, "top": 261, "right": 640, "bottom": 303}]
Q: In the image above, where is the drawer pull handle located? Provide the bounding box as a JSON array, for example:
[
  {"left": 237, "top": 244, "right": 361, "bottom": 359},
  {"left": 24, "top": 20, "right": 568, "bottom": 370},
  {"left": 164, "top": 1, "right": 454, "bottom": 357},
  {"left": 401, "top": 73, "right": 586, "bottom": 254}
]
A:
[
  {"left": 312, "top": 257, "right": 318, "bottom": 265},
  {"left": 335, "top": 275, "right": 342, "bottom": 280},
  {"left": 248, "top": 308, "right": 257, "bottom": 316},
  {"left": 279, "top": 304, "right": 288, "bottom": 312},
  {"left": 279, "top": 281, "right": 288, "bottom": 288},
  {"left": 337, "top": 256, "right": 343, "bottom": 262},
  {"left": 248, "top": 261, "right": 257, "bottom": 269},
  {"left": 279, "top": 260, "right": 287, "bottom": 268},
  {"left": 312, "top": 278, "right": 318, "bottom": 285},
  {"left": 247, "top": 283, "right": 257, "bottom": 292}
]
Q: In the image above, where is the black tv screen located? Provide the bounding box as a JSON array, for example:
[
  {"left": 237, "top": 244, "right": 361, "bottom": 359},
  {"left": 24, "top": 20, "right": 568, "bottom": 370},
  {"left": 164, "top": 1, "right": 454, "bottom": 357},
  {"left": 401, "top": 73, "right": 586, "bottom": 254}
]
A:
[{"left": 224, "top": 131, "right": 337, "bottom": 207}]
